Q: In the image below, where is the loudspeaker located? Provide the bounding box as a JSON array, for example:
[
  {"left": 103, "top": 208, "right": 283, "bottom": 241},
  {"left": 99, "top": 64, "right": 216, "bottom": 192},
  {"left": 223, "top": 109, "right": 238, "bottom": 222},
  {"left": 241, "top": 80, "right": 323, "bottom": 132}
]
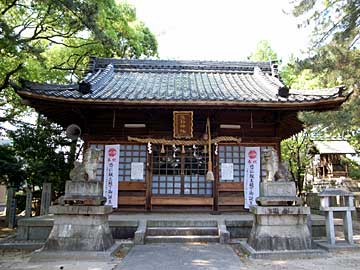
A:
[{"left": 65, "top": 124, "right": 81, "bottom": 141}]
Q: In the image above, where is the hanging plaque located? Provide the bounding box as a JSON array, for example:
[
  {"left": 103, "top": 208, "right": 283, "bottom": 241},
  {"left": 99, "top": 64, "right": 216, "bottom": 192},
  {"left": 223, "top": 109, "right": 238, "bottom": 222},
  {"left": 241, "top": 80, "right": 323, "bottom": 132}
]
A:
[{"left": 173, "top": 111, "right": 193, "bottom": 139}]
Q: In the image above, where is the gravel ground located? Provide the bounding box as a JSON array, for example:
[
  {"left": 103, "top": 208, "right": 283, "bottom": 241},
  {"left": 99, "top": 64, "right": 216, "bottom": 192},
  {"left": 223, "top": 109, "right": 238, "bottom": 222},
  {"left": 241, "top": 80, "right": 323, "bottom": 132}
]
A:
[
  {"left": 1, "top": 246, "right": 360, "bottom": 270},
  {"left": 238, "top": 250, "right": 360, "bottom": 270}
]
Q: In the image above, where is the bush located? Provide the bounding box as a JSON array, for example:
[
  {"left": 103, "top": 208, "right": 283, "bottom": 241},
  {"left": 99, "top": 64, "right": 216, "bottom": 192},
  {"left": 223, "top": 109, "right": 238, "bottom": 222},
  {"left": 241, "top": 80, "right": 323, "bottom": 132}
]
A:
[
  {"left": 344, "top": 157, "right": 360, "bottom": 180},
  {"left": 15, "top": 193, "right": 26, "bottom": 213}
]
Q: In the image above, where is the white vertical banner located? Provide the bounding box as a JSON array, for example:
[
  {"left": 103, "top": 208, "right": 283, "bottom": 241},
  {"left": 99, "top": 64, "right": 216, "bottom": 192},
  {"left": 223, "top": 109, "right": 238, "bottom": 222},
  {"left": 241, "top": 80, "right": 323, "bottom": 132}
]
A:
[
  {"left": 244, "top": 147, "right": 260, "bottom": 209},
  {"left": 103, "top": 145, "right": 120, "bottom": 208}
]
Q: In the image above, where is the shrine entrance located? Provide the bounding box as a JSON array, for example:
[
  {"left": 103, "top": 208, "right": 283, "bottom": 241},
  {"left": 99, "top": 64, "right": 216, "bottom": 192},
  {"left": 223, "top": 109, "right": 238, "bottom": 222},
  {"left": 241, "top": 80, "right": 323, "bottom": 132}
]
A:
[{"left": 151, "top": 145, "right": 213, "bottom": 196}]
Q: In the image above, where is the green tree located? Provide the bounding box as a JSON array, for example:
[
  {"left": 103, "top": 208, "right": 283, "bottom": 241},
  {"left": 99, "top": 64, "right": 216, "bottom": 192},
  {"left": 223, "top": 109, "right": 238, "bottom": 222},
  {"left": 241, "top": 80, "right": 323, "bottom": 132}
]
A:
[
  {"left": 289, "top": 0, "right": 360, "bottom": 149},
  {"left": 281, "top": 131, "right": 313, "bottom": 194},
  {"left": 0, "top": 144, "right": 25, "bottom": 188},
  {"left": 0, "top": 0, "right": 157, "bottom": 88},
  {"left": 292, "top": 0, "right": 359, "bottom": 49},
  {"left": 248, "top": 40, "right": 278, "bottom": 61},
  {"left": 8, "top": 115, "right": 72, "bottom": 197},
  {"left": 0, "top": 0, "right": 158, "bottom": 130}
]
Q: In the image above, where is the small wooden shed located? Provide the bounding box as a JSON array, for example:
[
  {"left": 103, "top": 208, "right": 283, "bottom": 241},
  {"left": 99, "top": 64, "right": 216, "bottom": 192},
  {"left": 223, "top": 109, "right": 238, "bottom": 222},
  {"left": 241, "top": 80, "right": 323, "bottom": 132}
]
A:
[{"left": 312, "top": 140, "right": 357, "bottom": 178}]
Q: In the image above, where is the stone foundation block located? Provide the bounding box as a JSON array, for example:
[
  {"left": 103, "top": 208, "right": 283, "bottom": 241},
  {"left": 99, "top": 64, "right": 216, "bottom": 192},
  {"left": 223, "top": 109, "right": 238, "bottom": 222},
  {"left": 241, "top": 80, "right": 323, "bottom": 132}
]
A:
[
  {"left": 65, "top": 180, "right": 103, "bottom": 197},
  {"left": 260, "top": 182, "right": 296, "bottom": 197},
  {"left": 247, "top": 205, "right": 312, "bottom": 251},
  {"left": 43, "top": 213, "right": 114, "bottom": 251}
]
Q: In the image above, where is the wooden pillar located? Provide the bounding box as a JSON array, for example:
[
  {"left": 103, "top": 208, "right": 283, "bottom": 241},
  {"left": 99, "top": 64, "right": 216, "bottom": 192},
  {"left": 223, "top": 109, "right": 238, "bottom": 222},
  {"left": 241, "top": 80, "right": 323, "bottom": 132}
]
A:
[
  {"left": 276, "top": 140, "right": 281, "bottom": 162},
  {"left": 146, "top": 147, "right": 152, "bottom": 211},
  {"left": 213, "top": 147, "right": 219, "bottom": 212}
]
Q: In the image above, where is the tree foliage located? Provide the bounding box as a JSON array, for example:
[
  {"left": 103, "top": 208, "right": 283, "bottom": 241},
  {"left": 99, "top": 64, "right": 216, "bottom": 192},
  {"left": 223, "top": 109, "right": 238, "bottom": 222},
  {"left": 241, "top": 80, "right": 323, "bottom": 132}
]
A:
[
  {"left": 292, "top": 0, "right": 359, "bottom": 49},
  {"left": 289, "top": 0, "right": 360, "bottom": 149},
  {"left": 7, "top": 115, "right": 73, "bottom": 195},
  {"left": 0, "top": 0, "right": 158, "bottom": 130},
  {"left": 0, "top": 0, "right": 157, "bottom": 88},
  {"left": 0, "top": 144, "right": 25, "bottom": 188},
  {"left": 281, "top": 131, "right": 314, "bottom": 194},
  {"left": 248, "top": 40, "right": 278, "bottom": 61}
]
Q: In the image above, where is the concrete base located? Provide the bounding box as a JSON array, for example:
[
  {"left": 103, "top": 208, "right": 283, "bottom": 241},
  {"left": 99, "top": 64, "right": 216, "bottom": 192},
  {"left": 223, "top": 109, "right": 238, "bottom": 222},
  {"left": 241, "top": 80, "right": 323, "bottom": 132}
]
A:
[
  {"left": 134, "top": 220, "right": 146, "bottom": 245},
  {"left": 218, "top": 221, "right": 230, "bottom": 244},
  {"left": 315, "top": 240, "right": 360, "bottom": 252},
  {"left": 237, "top": 241, "right": 326, "bottom": 259},
  {"left": 16, "top": 213, "right": 339, "bottom": 242},
  {"left": 247, "top": 206, "right": 312, "bottom": 251},
  {"left": 0, "top": 240, "right": 45, "bottom": 250},
  {"left": 29, "top": 241, "right": 124, "bottom": 262},
  {"left": 43, "top": 205, "right": 114, "bottom": 251}
]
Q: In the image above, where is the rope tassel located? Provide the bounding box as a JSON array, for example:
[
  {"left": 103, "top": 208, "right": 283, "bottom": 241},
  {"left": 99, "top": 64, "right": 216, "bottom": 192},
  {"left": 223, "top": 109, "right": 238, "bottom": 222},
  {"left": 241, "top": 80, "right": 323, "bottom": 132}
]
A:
[
  {"left": 181, "top": 145, "right": 185, "bottom": 154},
  {"left": 206, "top": 117, "right": 214, "bottom": 181}
]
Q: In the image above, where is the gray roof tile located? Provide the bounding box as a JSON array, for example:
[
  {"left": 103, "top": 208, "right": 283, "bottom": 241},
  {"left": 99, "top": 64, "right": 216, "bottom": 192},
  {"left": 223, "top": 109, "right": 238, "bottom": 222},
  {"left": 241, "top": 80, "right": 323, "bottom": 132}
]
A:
[{"left": 17, "top": 58, "right": 346, "bottom": 106}]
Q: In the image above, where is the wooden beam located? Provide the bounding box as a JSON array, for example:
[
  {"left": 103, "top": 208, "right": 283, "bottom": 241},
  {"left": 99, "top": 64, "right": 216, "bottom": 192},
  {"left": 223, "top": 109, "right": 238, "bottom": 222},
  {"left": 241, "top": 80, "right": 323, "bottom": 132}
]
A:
[
  {"left": 119, "top": 182, "right": 146, "bottom": 191},
  {"left": 151, "top": 196, "right": 214, "bottom": 205},
  {"left": 118, "top": 196, "right": 146, "bottom": 205},
  {"left": 218, "top": 182, "right": 244, "bottom": 192},
  {"left": 218, "top": 197, "right": 244, "bottom": 205}
]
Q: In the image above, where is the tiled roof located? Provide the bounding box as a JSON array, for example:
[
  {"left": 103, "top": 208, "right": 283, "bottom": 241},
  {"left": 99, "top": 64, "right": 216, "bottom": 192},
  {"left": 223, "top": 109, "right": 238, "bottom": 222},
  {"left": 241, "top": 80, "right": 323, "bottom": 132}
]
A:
[
  {"left": 16, "top": 57, "right": 347, "bottom": 107},
  {"left": 313, "top": 140, "right": 357, "bottom": 154}
]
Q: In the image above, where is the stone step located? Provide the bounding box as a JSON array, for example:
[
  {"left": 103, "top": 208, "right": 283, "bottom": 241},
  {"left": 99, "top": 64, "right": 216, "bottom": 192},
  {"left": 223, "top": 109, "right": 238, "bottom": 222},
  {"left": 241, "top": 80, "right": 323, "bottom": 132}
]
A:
[
  {"left": 145, "top": 235, "right": 219, "bottom": 244},
  {"left": 146, "top": 227, "right": 218, "bottom": 236},
  {"left": 147, "top": 220, "right": 218, "bottom": 228}
]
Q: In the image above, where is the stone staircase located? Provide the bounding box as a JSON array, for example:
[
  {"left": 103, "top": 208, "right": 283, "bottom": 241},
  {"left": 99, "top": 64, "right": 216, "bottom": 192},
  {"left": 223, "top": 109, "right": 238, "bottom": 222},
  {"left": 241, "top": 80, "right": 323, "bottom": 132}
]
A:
[{"left": 145, "top": 220, "right": 220, "bottom": 243}]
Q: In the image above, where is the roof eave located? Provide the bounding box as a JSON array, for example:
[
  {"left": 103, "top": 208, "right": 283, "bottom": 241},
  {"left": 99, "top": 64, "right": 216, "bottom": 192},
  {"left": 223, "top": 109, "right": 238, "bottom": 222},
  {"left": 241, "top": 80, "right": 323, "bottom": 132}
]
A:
[{"left": 17, "top": 90, "right": 348, "bottom": 111}]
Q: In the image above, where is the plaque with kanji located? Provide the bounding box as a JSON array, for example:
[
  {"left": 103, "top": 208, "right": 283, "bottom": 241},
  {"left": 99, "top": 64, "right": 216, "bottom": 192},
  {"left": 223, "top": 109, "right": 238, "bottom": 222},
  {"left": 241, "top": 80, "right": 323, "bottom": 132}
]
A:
[{"left": 173, "top": 111, "right": 193, "bottom": 139}]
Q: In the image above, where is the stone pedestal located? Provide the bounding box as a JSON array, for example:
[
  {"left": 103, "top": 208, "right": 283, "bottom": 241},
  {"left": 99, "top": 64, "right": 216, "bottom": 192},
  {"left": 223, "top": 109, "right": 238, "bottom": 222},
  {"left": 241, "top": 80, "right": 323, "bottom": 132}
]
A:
[
  {"left": 40, "top": 180, "right": 114, "bottom": 252},
  {"left": 30, "top": 148, "right": 119, "bottom": 262},
  {"left": 43, "top": 205, "right": 114, "bottom": 251},
  {"left": 247, "top": 206, "right": 311, "bottom": 251},
  {"left": 256, "top": 182, "right": 302, "bottom": 206},
  {"left": 60, "top": 180, "right": 106, "bottom": 205},
  {"left": 238, "top": 180, "right": 324, "bottom": 258}
]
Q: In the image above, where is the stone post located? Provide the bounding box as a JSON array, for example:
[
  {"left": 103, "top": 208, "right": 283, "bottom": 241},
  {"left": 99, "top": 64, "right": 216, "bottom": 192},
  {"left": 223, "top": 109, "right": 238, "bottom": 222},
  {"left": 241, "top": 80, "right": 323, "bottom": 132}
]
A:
[
  {"left": 325, "top": 210, "right": 336, "bottom": 245},
  {"left": 40, "top": 183, "right": 51, "bottom": 216},
  {"left": 5, "top": 187, "right": 15, "bottom": 227},
  {"left": 25, "top": 188, "right": 33, "bottom": 218},
  {"left": 343, "top": 210, "right": 354, "bottom": 245},
  {"left": 8, "top": 197, "right": 17, "bottom": 229}
]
